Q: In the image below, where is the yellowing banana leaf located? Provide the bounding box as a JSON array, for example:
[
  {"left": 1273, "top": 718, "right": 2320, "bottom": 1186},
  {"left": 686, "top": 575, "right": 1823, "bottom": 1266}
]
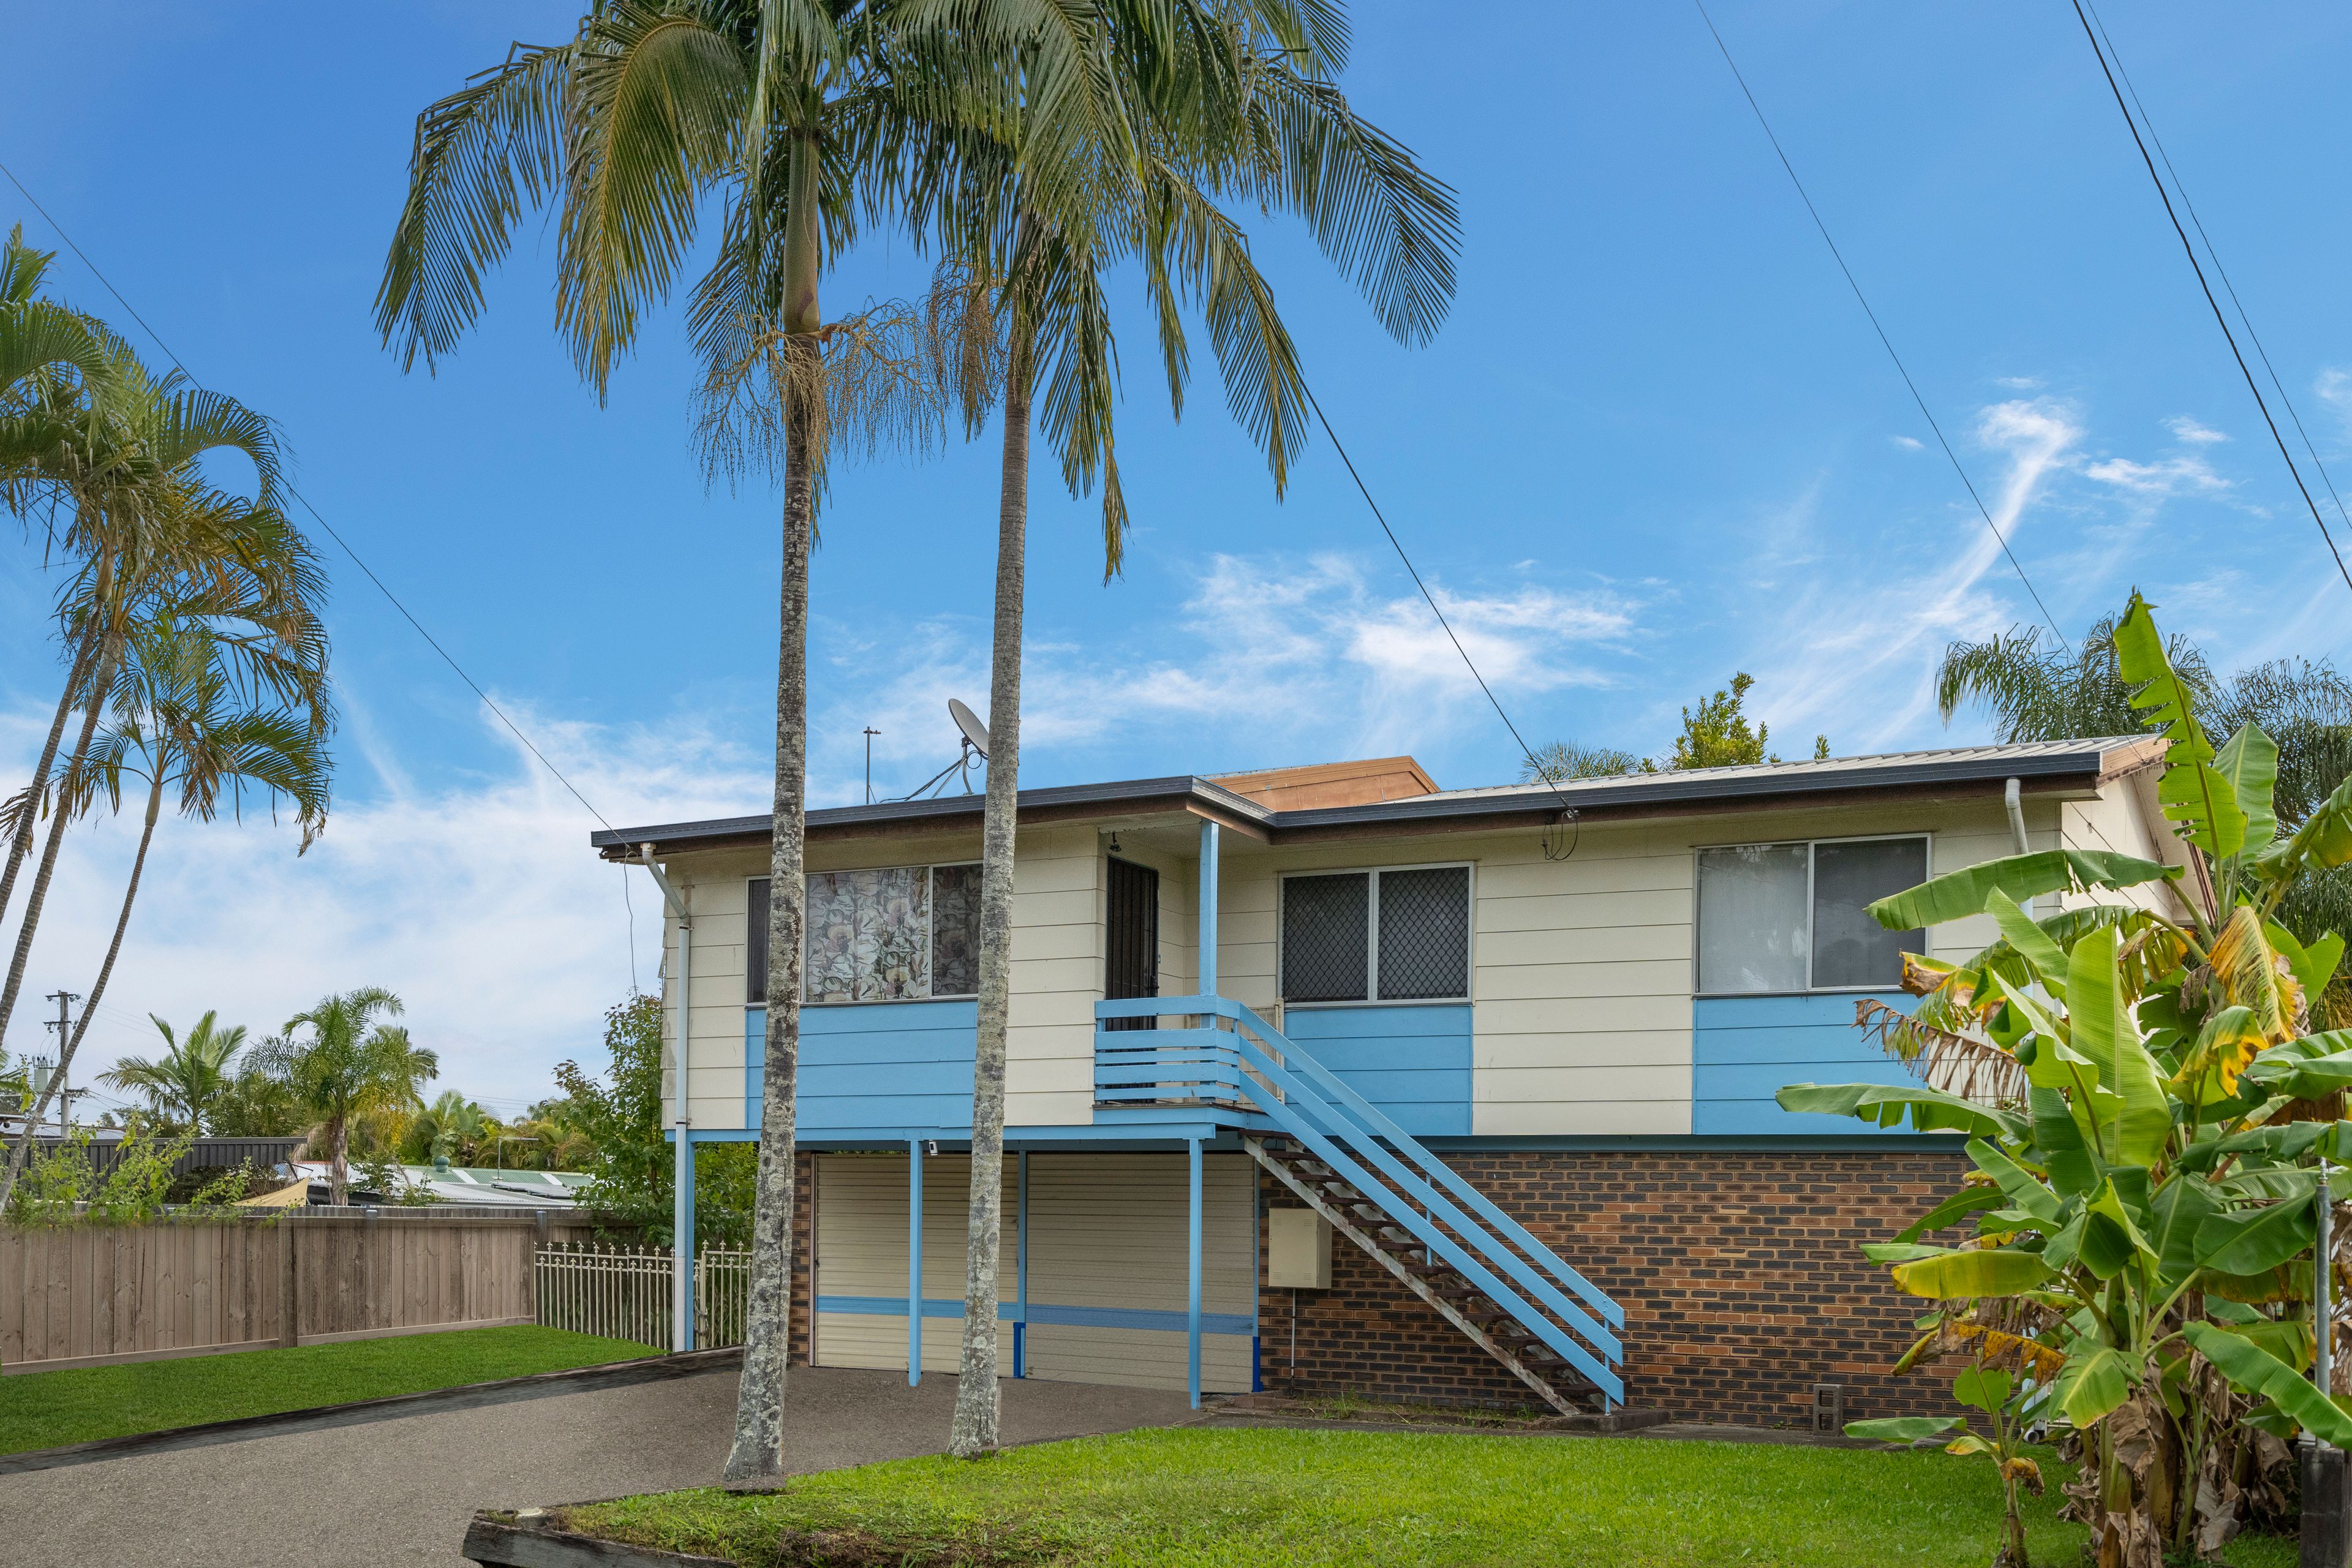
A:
[
  {"left": 1891, "top": 1246, "right": 2058, "bottom": 1299},
  {"left": 1865, "top": 848, "right": 2181, "bottom": 932},
  {"left": 2116, "top": 593, "right": 2247, "bottom": 860},
  {"left": 2208, "top": 906, "right": 2299, "bottom": 1043},
  {"left": 2171, "top": 1006, "right": 2268, "bottom": 1104},
  {"left": 2184, "top": 1321, "right": 2352, "bottom": 1446},
  {"left": 2207, "top": 1316, "right": 2315, "bottom": 1372},
  {"left": 2068, "top": 926, "right": 2173, "bottom": 1167},
  {"left": 2213, "top": 722, "right": 2280, "bottom": 855},
  {"left": 1862, "top": 1242, "right": 1953, "bottom": 1263},
  {"left": 2204, "top": 1261, "right": 2309, "bottom": 1304},
  {"left": 2195, "top": 1199, "right": 2317, "bottom": 1278},
  {"left": 1846, "top": 1415, "right": 1966, "bottom": 1444},
  {"left": 1948, "top": 1319, "right": 2068, "bottom": 1379},
  {"left": 2053, "top": 1343, "right": 2134, "bottom": 1428},
  {"left": 1774, "top": 1082, "right": 2027, "bottom": 1140}
]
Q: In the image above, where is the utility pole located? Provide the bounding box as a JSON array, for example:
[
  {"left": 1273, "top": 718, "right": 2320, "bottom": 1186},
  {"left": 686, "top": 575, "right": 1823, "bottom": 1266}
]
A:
[
  {"left": 43, "top": 990, "right": 78, "bottom": 1133},
  {"left": 863, "top": 727, "right": 881, "bottom": 804}
]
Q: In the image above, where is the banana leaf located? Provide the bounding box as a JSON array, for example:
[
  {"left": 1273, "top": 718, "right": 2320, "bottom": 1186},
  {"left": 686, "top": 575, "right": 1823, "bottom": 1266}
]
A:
[
  {"left": 1847, "top": 1415, "right": 1966, "bottom": 1444},
  {"left": 1966, "top": 1137, "right": 2064, "bottom": 1224},
  {"left": 2267, "top": 919, "right": 2345, "bottom": 1007},
  {"left": 2116, "top": 594, "right": 2247, "bottom": 860},
  {"left": 2244, "top": 1048, "right": 2352, "bottom": 1101},
  {"left": 2214, "top": 722, "right": 2280, "bottom": 856},
  {"left": 2068, "top": 927, "right": 2172, "bottom": 1167},
  {"left": 2253, "top": 769, "right": 2352, "bottom": 887},
  {"left": 1775, "top": 1082, "right": 2027, "bottom": 1139},
  {"left": 1890, "top": 1246, "right": 2058, "bottom": 1299},
  {"left": 1898, "top": 1185, "right": 2007, "bottom": 1243},
  {"left": 1988, "top": 890, "right": 2070, "bottom": 989},
  {"left": 2196, "top": 1199, "right": 2316, "bottom": 1277},
  {"left": 2184, "top": 1322, "right": 2352, "bottom": 1446},
  {"left": 1866, "top": 848, "right": 2181, "bottom": 932},
  {"left": 2029, "top": 1085, "right": 2099, "bottom": 1197},
  {"left": 2148, "top": 1175, "right": 2221, "bottom": 1291},
  {"left": 2054, "top": 1342, "right": 2134, "bottom": 1428}
]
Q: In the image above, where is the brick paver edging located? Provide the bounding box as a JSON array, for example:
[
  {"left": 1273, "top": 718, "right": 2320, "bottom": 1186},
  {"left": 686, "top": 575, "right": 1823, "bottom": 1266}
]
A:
[{"left": 0, "top": 1346, "right": 745, "bottom": 1476}]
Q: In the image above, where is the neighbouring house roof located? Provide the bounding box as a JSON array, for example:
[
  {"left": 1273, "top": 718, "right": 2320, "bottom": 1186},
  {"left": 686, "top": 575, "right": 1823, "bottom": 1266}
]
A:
[
  {"left": 2, "top": 1132, "right": 304, "bottom": 1178},
  {"left": 1207, "top": 756, "right": 1441, "bottom": 809},
  {"left": 288, "top": 1161, "right": 586, "bottom": 1208},
  {"left": 591, "top": 735, "right": 2168, "bottom": 859}
]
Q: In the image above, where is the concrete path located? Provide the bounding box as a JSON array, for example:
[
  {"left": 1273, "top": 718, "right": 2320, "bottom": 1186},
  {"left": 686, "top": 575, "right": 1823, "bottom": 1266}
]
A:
[{"left": 1, "top": 1366, "right": 1195, "bottom": 1568}]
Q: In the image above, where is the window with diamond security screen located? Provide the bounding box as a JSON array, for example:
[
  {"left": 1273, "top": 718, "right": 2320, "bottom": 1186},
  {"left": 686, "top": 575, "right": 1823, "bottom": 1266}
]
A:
[
  {"left": 1281, "top": 872, "right": 1370, "bottom": 1001},
  {"left": 1377, "top": 867, "right": 1471, "bottom": 1000}
]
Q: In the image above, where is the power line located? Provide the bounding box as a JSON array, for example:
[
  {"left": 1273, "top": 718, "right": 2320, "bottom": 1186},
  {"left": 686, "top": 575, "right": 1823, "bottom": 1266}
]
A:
[
  {"left": 0, "top": 156, "right": 619, "bottom": 833},
  {"left": 1690, "top": 0, "right": 2071, "bottom": 651},
  {"left": 2064, "top": 0, "right": 2352, "bottom": 599},
  {"left": 2081, "top": 1, "right": 2352, "bottom": 540},
  {"left": 1298, "top": 382, "right": 1580, "bottom": 814}
]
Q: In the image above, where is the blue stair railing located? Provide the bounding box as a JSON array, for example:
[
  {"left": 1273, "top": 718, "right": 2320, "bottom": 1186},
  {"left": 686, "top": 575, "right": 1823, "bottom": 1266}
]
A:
[{"left": 1095, "top": 995, "right": 1626, "bottom": 1408}]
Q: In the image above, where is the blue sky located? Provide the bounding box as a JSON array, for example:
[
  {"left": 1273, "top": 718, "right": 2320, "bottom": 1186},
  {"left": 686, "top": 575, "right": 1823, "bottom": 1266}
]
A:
[{"left": 7, "top": 1, "right": 2352, "bottom": 1109}]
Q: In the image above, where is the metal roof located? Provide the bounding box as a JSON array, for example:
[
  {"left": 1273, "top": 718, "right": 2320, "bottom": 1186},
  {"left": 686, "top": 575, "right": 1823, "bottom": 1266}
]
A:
[{"left": 591, "top": 736, "right": 2165, "bottom": 856}]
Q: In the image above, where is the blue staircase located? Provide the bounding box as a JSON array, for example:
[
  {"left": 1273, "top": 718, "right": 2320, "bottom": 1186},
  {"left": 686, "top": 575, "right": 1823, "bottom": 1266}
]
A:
[{"left": 1095, "top": 995, "right": 1626, "bottom": 1414}]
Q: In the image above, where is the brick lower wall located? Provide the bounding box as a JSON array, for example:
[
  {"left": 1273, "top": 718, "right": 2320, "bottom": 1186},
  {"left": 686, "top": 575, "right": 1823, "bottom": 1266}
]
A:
[
  {"left": 790, "top": 1150, "right": 814, "bottom": 1364},
  {"left": 1256, "top": 1147, "right": 1971, "bottom": 1428}
]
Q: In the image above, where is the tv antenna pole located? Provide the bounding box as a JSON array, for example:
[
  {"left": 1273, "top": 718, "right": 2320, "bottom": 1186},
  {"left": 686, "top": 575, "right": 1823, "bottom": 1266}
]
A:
[{"left": 863, "top": 727, "right": 881, "bottom": 804}]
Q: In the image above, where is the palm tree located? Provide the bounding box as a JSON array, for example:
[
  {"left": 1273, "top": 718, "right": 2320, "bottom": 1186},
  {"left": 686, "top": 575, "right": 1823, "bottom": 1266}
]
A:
[
  {"left": 1518, "top": 740, "right": 1643, "bottom": 783},
  {"left": 99, "top": 1011, "right": 249, "bottom": 1131},
  {"left": 209, "top": 1067, "right": 305, "bottom": 1139},
  {"left": 907, "top": 4, "right": 1458, "bottom": 1455},
  {"left": 251, "top": 989, "right": 438, "bottom": 1205},
  {"left": 0, "top": 562, "right": 330, "bottom": 1215},
  {"left": 0, "top": 333, "right": 294, "bottom": 1066},
  {"left": 1936, "top": 617, "right": 2215, "bottom": 745},
  {"left": 376, "top": 0, "right": 1066, "bottom": 1482},
  {"left": 407, "top": 1090, "right": 492, "bottom": 1164}
]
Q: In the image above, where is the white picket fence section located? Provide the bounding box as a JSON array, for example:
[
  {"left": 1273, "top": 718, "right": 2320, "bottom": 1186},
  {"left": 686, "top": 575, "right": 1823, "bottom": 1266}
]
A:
[{"left": 533, "top": 1242, "right": 752, "bottom": 1352}]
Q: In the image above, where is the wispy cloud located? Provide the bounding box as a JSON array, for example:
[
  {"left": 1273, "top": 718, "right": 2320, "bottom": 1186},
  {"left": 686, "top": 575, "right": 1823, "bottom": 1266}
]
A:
[
  {"left": 2166, "top": 416, "right": 2228, "bottom": 446},
  {"left": 1890, "top": 435, "right": 1924, "bottom": 451}
]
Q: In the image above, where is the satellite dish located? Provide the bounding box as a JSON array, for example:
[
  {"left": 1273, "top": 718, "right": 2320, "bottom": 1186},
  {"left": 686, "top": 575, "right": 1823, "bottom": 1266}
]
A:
[{"left": 949, "top": 699, "right": 991, "bottom": 761}]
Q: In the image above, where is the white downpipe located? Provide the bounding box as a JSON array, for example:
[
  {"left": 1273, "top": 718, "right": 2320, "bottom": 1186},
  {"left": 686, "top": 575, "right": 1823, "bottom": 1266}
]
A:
[
  {"left": 2003, "top": 777, "right": 2029, "bottom": 856},
  {"left": 635, "top": 845, "right": 694, "bottom": 1353}
]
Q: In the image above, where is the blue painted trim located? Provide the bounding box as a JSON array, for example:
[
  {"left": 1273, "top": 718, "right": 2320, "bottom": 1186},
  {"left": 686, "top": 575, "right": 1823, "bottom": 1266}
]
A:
[
  {"left": 1016, "top": 1152, "right": 1030, "bottom": 1380},
  {"left": 907, "top": 1137, "right": 922, "bottom": 1387},
  {"left": 1234, "top": 1004, "right": 1474, "bottom": 1138},
  {"left": 1199, "top": 820, "right": 1219, "bottom": 996},
  {"left": 813, "top": 1295, "right": 1251, "bottom": 1336},
  {"left": 683, "top": 1126, "right": 1963, "bottom": 1153},
  {"left": 1694, "top": 992, "right": 1921, "bottom": 1136},
  {"left": 1253, "top": 1335, "right": 1262, "bottom": 1394},
  {"left": 1188, "top": 1136, "right": 1203, "bottom": 1411},
  {"left": 745, "top": 1003, "right": 982, "bottom": 1134}
]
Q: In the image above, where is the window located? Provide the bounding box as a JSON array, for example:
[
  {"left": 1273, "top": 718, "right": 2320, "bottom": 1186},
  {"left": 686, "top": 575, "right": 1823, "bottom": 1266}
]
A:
[
  {"left": 1281, "top": 865, "right": 1471, "bottom": 1004},
  {"left": 1695, "top": 836, "right": 1926, "bottom": 995},
  {"left": 746, "top": 864, "right": 983, "bottom": 1005}
]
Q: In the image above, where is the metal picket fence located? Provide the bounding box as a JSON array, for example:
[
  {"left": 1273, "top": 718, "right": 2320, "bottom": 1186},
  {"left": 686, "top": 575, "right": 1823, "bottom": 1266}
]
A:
[{"left": 533, "top": 1242, "right": 753, "bottom": 1352}]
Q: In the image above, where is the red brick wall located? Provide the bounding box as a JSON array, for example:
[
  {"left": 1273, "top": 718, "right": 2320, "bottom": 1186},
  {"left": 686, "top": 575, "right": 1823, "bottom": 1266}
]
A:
[{"left": 1257, "top": 1147, "right": 1970, "bottom": 1427}]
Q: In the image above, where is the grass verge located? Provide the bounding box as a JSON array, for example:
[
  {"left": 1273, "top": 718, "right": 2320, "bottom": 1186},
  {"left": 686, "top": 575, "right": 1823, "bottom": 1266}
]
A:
[
  {"left": 0, "top": 1324, "right": 654, "bottom": 1454},
  {"left": 561, "top": 1425, "right": 2299, "bottom": 1567}
]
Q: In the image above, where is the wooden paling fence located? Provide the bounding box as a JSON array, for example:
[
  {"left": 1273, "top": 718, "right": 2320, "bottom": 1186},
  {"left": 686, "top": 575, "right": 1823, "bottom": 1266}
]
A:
[
  {"left": 2, "top": 1209, "right": 594, "bottom": 1374},
  {"left": 532, "top": 1243, "right": 752, "bottom": 1352}
]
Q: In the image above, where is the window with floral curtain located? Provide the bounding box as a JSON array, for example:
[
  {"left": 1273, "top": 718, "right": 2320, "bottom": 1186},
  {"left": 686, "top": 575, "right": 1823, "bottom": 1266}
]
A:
[{"left": 778, "top": 864, "right": 983, "bottom": 1004}]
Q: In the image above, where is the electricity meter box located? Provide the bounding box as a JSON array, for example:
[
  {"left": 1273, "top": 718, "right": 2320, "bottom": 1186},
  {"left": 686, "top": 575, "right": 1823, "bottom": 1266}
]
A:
[{"left": 1266, "top": 1207, "right": 1333, "bottom": 1290}]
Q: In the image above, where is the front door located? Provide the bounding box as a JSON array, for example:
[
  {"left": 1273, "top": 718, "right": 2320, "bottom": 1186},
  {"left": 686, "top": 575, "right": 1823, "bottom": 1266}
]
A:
[{"left": 1104, "top": 858, "right": 1159, "bottom": 1031}]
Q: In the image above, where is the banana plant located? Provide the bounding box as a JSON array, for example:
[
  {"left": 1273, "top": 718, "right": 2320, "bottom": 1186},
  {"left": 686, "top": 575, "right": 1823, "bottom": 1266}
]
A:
[
  {"left": 1850, "top": 1357, "right": 2051, "bottom": 1568},
  {"left": 1780, "top": 595, "right": 2352, "bottom": 1567}
]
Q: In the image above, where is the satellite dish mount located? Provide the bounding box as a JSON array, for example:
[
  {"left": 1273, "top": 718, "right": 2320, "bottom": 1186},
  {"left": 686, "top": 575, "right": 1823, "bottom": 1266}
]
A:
[{"left": 901, "top": 700, "right": 992, "bottom": 800}]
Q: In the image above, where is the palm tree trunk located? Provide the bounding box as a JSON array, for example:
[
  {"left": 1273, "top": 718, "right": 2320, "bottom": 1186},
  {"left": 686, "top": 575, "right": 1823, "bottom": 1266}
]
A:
[
  {"left": 330, "top": 1113, "right": 350, "bottom": 1206},
  {"left": 0, "top": 630, "right": 96, "bottom": 924},
  {"left": 726, "top": 134, "right": 821, "bottom": 1487},
  {"left": 951, "top": 315, "right": 1032, "bottom": 1458},
  {"left": 0, "top": 641, "right": 113, "bottom": 1079},
  {"left": 0, "top": 764, "right": 156, "bottom": 1216}
]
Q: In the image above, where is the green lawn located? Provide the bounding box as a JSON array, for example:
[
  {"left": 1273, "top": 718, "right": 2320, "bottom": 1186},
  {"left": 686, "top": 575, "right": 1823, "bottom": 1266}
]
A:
[
  {"left": 564, "top": 1426, "right": 2300, "bottom": 1568},
  {"left": 1, "top": 1324, "right": 652, "bottom": 1455}
]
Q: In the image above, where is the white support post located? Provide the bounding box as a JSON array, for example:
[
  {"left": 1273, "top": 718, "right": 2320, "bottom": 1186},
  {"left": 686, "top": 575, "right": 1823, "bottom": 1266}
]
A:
[{"left": 631, "top": 846, "right": 695, "bottom": 1355}]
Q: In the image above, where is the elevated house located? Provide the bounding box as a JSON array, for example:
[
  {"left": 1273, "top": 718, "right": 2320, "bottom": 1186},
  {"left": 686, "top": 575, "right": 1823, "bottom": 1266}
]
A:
[{"left": 592, "top": 737, "right": 2182, "bottom": 1424}]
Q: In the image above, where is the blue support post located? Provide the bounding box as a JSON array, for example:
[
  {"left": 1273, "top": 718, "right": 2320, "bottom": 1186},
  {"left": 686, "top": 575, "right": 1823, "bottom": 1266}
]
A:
[
  {"left": 678, "top": 1136, "right": 697, "bottom": 1348},
  {"left": 908, "top": 1138, "right": 924, "bottom": 1387},
  {"left": 1197, "top": 821, "right": 1220, "bottom": 998},
  {"left": 1188, "top": 1136, "right": 1204, "bottom": 1409},
  {"left": 1015, "top": 1150, "right": 1030, "bottom": 1379}
]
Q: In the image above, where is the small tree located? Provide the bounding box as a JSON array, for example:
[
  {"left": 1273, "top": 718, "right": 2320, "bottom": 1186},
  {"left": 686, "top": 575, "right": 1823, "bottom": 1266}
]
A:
[
  {"left": 1668, "top": 672, "right": 1770, "bottom": 768},
  {"left": 555, "top": 993, "right": 753, "bottom": 1248}
]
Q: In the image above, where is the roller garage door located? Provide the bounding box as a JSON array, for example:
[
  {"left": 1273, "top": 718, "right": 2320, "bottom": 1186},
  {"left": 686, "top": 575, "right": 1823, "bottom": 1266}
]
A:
[{"left": 812, "top": 1154, "right": 1015, "bottom": 1373}]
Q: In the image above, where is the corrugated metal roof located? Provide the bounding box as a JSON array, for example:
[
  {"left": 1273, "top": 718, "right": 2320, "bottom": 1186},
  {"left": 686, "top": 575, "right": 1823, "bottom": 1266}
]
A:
[{"left": 592, "top": 735, "right": 2164, "bottom": 854}]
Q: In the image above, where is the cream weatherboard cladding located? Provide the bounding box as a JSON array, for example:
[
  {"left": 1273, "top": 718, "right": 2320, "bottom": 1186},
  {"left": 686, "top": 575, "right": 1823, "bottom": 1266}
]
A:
[
  {"left": 1023, "top": 1152, "right": 1256, "bottom": 1396},
  {"left": 811, "top": 1154, "right": 1016, "bottom": 1373}
]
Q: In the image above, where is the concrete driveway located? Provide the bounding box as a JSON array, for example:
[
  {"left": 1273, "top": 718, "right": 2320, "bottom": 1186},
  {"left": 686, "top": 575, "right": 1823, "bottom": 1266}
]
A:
[{"left": 0, "top": 1366, "right": 1196, "bottom": 1568}]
